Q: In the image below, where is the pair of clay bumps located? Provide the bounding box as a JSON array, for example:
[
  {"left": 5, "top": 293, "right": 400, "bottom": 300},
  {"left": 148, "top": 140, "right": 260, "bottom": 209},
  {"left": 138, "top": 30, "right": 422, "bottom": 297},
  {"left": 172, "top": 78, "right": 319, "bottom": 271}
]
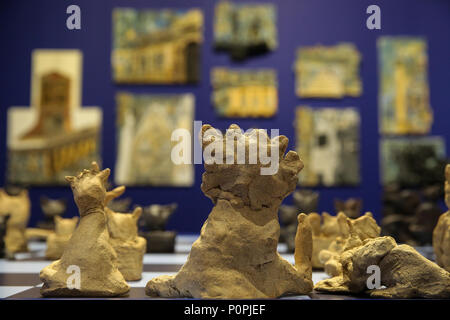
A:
[{"left": 40, "top": 163, "right": 145, "bottom": 296}]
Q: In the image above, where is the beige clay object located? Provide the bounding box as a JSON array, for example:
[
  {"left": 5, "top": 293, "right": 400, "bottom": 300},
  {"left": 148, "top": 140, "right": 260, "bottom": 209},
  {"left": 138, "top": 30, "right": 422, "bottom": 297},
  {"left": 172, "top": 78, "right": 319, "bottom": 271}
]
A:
[
  {"left": 433, "top": 164, "right": 450, "bottom": 272},
  {"left": 146, "top": 124, "right": 313, "bottom": 299},
  {"left": 306, "top": 212, "right": 354, "bottom": 269},
  {"left": 315, "top": 216, "right": 450, "bottom": 298},
  {"left": 318, "top": 212, "right": 380, "bottom": 277},
  {"left": 40, "top": 162, "right": 129, "bottom": 297},
  {"left": 105, "top": 186, "right": 146, "bottom": 281},
  {"left": 0, "top": 188, "right": 30, "bottom": 257},
  {"left": 45, "top": 216, "right": 79, "bottom": 260}
]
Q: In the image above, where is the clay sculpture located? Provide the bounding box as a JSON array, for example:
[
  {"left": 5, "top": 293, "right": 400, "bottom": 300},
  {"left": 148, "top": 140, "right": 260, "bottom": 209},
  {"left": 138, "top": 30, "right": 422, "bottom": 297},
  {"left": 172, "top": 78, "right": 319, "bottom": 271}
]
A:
[
  {"left": 146, "top": 124, "right": 314, "bottom": 299},
  {"left": 45, "top": 216, "right": 79, "bottom": 260},
  {"left": 40, "top": 162, "right": 130, "bottom": 297},
  {"left": 0, "top": 215, "right": 10, "bottom": 258},
  {"left": 105, "top": 186, "right": 146, "bottom": 281},
  {"left": 38, "top": 197, "right": 68, "bottom": 230},
  {"left": 0, "top": 188, "right": 30, "bottom": 257},
  {"left": 279, "top": 189, "right": 319, "bottom": 252},
  {"left": 334, "top": 198, "right": 363, "bottom": 219},
  {"left": 318, "top": 212, "right": 381, "bottom": 277},
  {"left": 433, "top": 164, "right": 450, "bottom": 272},
  {"left": 140, "top": 203, "right": 177, "bottom": 253},
  {"left": 306, "top": 212, "right": 347, "bottom": 269},
  {"left": 315, "top": 216, "right": 450, "bottom": 298}
]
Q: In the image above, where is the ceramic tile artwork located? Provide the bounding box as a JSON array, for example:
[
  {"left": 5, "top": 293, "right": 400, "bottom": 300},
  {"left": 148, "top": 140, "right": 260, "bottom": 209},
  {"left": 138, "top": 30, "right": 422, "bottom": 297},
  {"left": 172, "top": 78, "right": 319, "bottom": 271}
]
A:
[
  {"left": 378, "top": 37, "right": 433, "bottom": 135},
  {"left": 115, "top": 93, "right": 194, "bottom": 187},
  {"left": 295, "top": 106, "right": 360, "bottom": 187},
  {"left": 7, "top": 50, "right": 102, "bottom": 185},
  {"left": 211, "top": 67, "right": 277, "bottom": 118},
  {"left": 380, "top": 137, "right": 446, "bottom": 187},
  {"left": 294, "top": 43, "right": 362, "bottom": 98},
  {"left": 112, "top": 8, "right": 203, "bottom": 84},
  {"left": 214, "top": 1, "right": 277, "bottom": 60}
]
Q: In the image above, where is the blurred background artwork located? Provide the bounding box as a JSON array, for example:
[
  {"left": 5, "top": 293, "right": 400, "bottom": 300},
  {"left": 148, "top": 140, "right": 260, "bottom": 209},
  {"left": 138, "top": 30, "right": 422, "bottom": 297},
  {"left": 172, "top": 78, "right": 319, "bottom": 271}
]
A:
[
  {"left": 294, "top": 43, "right": 362, "bottom": 98},
  {"left": 112, "top": 8, "right": 203, "bottom": 84},
  {"left": 7, "top": 50, "right": 102, "bottom": 185},
  {"left": 295, "top": 106, "right": 360, "bottom": 187},
  {"left": 378, "top": 37, "right": 433, "bottom": 135},
  {"left": 115, "top": 92, "right": 194, "bottom": 187},
  {"left": 380, "top": 137, "right": 446, "bottom": 188},
  {"left": 214, "top": 0, "right": 277, "bottom": 60},
  {"left": 211, "top": 67, "right": 277, "bottom": 118}
]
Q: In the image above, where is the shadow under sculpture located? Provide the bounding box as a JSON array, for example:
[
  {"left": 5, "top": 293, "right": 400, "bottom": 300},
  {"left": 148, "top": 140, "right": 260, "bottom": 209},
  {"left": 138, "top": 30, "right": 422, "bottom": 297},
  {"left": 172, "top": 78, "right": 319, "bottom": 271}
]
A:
[
  {"left": 40, "top": 162, "right": 129, "bottom": 297},
  {"left": 146, "top": 124, "right": 314, "bottom": 299}
]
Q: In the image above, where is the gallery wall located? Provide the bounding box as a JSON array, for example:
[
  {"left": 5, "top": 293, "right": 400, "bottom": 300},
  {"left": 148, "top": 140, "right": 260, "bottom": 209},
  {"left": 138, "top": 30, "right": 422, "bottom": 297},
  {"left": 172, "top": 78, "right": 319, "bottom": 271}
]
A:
[{"left": 1, "top": 0, "right": 450, "bottom": 233}]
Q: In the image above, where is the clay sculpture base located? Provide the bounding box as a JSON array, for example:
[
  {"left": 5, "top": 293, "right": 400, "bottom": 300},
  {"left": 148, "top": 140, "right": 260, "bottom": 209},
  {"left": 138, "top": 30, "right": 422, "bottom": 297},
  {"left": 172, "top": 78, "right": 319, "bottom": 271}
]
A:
[
  {"left": 143, "top": 231, "right": 176, "bottom": 253},
  {"left": 40, "top": 163, "right": 129, "bottom": 297},
  {"left": 146, "top": 124, "right": 313, "bottom": 299}
]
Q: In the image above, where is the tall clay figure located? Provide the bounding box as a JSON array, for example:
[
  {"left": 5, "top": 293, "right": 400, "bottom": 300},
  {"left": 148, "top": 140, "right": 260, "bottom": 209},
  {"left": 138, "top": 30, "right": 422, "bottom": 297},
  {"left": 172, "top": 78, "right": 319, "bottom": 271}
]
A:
[
  {"left": 146, "top": 124, "right": 313, "bottom": 299},
  {"left": 433, "top": 164, "right": 450, "bottom": 272},
  {"left": 40, "top": 162, "right": 129, "bottom": 297}
]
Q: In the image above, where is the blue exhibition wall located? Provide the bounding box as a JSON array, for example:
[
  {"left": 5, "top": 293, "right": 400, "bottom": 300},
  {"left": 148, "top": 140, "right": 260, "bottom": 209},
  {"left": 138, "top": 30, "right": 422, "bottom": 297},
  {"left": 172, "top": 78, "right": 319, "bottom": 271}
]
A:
[{"left": 0, "top": 0, "right": 449, "bottom": 233}]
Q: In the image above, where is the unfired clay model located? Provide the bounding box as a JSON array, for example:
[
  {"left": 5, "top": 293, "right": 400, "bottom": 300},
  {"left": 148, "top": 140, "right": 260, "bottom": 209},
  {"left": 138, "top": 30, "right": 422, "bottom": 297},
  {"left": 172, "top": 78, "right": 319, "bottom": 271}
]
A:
[
  {"left": 0, "top": 188, "right": 30, "bottom": 257},
  {"left": 45, "top": 216, "right": 79, "bottom": 260},
  {"left": 433, "top": 164, "right": 450, "bottom": 272},
  {"left": 318, "top": 212, "right": 381, "bottom": 277},
  {"left": 105, "top": 186, "right": 146, "bottom": 281},
  {"left": 140, "top": 203, "right": 177, "bottom": 253},
  {"left": 316, "top": 216, "right": 450, "bottom": 298},
  {"left": 40, "top": 162, "right": 129, "bottom": 297},
  {"left": 146, "top": 124, "right": 314, "bottom": 299},
  {"left": 38, "top": 197, "right": 68, "bottom": 230}
]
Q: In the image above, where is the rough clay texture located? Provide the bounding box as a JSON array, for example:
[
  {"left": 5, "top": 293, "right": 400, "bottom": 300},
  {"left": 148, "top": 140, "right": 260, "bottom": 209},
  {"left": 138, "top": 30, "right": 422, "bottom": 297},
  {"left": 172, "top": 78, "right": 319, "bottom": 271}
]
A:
[
  {"left": 105, "top": 186, "right": 146, "bottom": 281},
  {"left": 317, "top": 212, "right": 381, "bottom": 277},
  {"left": 433, "top": 164, "right": 450, "bottom": 272},
  {"left": 146, "top": 124, "right": 313, "bottom": 299},
  {"left": 45, "top": 216, "right": 79, "bottom": 260},
  {"left": 315, "top": 216, "right": 450, "bottom": 298},
  {"left": 40, "top": 163, "right": 130, "bottom": 297}
]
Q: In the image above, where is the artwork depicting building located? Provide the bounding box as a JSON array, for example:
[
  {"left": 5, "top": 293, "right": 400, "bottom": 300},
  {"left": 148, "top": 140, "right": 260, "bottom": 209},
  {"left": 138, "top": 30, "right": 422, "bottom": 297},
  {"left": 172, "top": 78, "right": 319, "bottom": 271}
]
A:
[
  {"left": 112, "top": 8, "right": 203, "bottom": 84},
  {"left": 294, "top": 43, "right": 362, "bottom": 98},
  {"left": 380, "top": 137, "right": 446, "bottom": 187},
  {"left": 295, "top": 106, "right": 360, "bottom": 187},
  {"left": 7, "top": 50, "right": 102, "bottom": 185},
  {"left": 211, "top": 67, "right": 277, "bottom": 118},
  {"left": 214, "top": 1, "right": 277, "bottom": 60},
  {"left": 378, "top": 37, "right": 433, "bottom": 135},
  {"left": 115, "top": 92, "right": 194, "bottom": 187}
]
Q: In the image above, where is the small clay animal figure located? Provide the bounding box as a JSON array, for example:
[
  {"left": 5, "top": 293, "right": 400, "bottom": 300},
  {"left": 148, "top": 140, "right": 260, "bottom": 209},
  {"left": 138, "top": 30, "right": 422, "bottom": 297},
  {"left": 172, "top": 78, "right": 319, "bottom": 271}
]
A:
[
  {"left": 140, "top": 203, "right": 178, "bottom": 253},
  {"left": 105, "top": 186, "right": 146, "bottom": 281},
  {"left": 0, "top": 215, "right": 10, "bottom": 258},
  {"left": 334, "top": 198, "right": 362, "bottom": 219},
  {"left": 146, "top": 124, "right": 314, "bottom": 299},
  {"left": 38, "top": 197, "right": 67, "bottom": 230},
  {"left": 141, "top": 203, "right": 177, "bottom": 231},
  {"left": 0, "top": 188, "right": 30, "bottom": 257},
  {"left": 107, "top": 198, "right": 132, "bottom": 213},
  {"left": 45, "top": 216, "right": 78, "bottom": 260},
  {"left": 40, "top": 162, "right": 129, "bottom": 297}
]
